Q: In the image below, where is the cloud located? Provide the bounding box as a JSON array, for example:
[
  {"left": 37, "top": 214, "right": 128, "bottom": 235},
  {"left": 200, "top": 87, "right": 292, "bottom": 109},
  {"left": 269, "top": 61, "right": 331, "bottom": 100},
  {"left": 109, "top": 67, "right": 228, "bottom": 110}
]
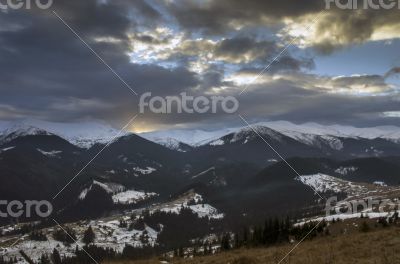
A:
[
  {"left": 166, "top": 0, "right": 323, "bottom": 34},
  {"left": 0, "top": 0, "right": 399, "bottom": 131},
  {"left": 281, "top": 9, "right": 400, "bottom": 54},
  {"left": 0, "top": 0, "right": 199, "bottom": 126},
  {"left": 213, "top": 37, "right": 277, "bottom": 64},
  {"left": 166, "top": 0, "right": 400, "bottom": 54}
]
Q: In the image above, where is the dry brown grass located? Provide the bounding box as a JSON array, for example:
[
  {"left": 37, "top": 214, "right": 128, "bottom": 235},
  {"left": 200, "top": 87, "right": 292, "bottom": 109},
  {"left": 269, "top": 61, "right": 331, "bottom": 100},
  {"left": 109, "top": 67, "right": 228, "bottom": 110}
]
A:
[{"left": 106, "top": 225, "right": 400, "bottom": 264}]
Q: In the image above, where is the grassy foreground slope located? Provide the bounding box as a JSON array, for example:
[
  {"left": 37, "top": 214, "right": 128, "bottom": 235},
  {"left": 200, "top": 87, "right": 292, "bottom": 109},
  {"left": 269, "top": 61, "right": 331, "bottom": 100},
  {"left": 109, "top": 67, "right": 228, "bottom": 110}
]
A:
[{"left": 107, "top": 224, "right": 400, "bottom": 264}]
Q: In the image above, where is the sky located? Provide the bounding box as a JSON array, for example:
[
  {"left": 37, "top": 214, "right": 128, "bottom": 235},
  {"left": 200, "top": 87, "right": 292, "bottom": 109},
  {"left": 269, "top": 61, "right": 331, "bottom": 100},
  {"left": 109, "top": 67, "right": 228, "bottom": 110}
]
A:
[{"left": 0, "top": 0, "right": 400, "bottom": 132}]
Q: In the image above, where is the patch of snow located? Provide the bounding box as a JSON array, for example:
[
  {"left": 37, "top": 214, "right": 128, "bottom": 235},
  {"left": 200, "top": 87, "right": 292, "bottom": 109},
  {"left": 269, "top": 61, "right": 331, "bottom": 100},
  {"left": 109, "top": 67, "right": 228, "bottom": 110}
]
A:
[
  {"left": 157, "top": 203, "right": 224, "bottom": 219},
  {"left": 133, "top": 166, "right": 156, "bottom": 175},
  {"left": 36, "top": 148, "right": 62, "bottom": 157},
  {"left": 209, "top": 139, "right": 225, "bottom": 146},
  {"left": 188, "top": 204, "right": 225, "bottom": 219},
  {"left": 0, "top": 146, "right": 15, "bottom": 154},
  {"left": 335, "top": 166, "right": 358, "bottom": 175},
  {"left": 373, "top": 181, "right": 387, "bottom": 187},
  {"left": 79, "top": 188, "right": 89, "bottom": 200},
  {"left": 112, "top": 190, "right": 158, "bottom": 205},
  {"left": 152, "top": 192, "right": 223, "bottom": 219}
]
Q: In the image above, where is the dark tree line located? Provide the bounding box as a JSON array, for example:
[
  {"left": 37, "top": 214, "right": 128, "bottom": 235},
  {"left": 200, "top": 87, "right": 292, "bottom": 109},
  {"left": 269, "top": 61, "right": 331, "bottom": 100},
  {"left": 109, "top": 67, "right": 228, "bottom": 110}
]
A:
[
  {"left": 231, "top": 217, "right": 327, "bottom": 249},
  {"left": 169, "top": 216, "right": 328, "bottom": 258}
]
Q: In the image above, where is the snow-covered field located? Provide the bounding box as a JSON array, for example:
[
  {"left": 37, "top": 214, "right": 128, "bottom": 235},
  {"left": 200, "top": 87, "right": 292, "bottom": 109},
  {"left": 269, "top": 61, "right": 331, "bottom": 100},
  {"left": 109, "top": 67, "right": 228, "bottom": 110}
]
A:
[
  {"left": 112, "top": 190, "right": 158, "bottom": 204},
  {"left": 151, "top": 191, "right": 224, "bottom": 220},
  {"left": 0, "top": 190, "right": 224, "bottom": 263},
  {"left": 295, "top": 173, "right": 400, "bottom": 225},
  {"left": 296, "top": 173, "right": 400, "bottom": 200},
  {"left": 0, "top": 218, "right": 160, "bottom": 263},
  {"left": 296, "top": 173, "right": 365, "bottom": 194}
]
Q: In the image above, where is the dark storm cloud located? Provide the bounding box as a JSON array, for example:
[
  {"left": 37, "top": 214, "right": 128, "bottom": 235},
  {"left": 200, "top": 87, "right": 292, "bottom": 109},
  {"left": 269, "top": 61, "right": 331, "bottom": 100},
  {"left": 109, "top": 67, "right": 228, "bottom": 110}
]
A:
[
  {"left": 156, "top": 35, "right": 314, "bottom": 71},
  {"left": 0, "top": 0, "right": 199, "bottom": 125},
  {"left": 136, "top": 75, "right": 400, "bottom": 129},
  {"left": 1, "top": 0, "right": 399, "bottom": 130},
  {"left": 167, "top": 0, "right": 400, "bottom": 54},
  {"left": 166, "top": 0, "right": 323, "bottom": 34},
  {"left": 237, "top": 56, "right": 315, "bottom": 74},
  {"left": 306, "top": 8, "right": 400, "bottom": 54},
  {"left": 213, "top": 37, "right": 277, "bottom": 64}
]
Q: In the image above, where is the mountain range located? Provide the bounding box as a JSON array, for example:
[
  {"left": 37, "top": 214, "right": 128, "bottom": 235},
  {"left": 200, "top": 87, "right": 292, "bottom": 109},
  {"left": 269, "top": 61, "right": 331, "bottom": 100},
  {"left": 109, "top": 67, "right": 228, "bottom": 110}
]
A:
[{"left": 1, "top": 119, "right": 400, "bottom": 224}]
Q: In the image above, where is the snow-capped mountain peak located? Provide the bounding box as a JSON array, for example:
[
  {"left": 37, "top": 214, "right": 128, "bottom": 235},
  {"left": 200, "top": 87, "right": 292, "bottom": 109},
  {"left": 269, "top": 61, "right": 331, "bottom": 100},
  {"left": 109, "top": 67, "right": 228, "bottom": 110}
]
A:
[
  {"left": 0, "top": 123, "right": 52, "bottom": 145},
  {"left": 0, "top": 119, "right": 131, "bottom": 148}
]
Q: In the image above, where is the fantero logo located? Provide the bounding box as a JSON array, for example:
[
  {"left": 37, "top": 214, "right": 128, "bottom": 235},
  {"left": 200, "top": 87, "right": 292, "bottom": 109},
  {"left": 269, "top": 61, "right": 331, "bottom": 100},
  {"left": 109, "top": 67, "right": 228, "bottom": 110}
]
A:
[
  {"left": 0, "top": 200, "right": 53, "bottom": 218},
  {"left": 325, "top": 0, "right": 400, "bottom": 9},
  {"left": 0, "top": 0, "right": 53, "bottom": 10},
  {"left": 139, "top": 92, "right": 239, "bottom": 114}
]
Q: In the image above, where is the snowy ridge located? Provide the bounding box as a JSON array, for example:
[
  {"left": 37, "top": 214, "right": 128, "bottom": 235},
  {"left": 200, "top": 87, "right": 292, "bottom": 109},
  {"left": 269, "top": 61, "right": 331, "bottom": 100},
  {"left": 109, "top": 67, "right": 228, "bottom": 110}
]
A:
[
  {"left": 256, "top": 121, "right": 400, "bottom": 141},
  {"left": 140, "top": 127, "right": 238, "bottom": 146},
  {"left": 0, "top": 125, "right": 52, "bottom": 146},
  {"left": 140, "top": 120, "right": 400, "bottom": 148},
  {"left": 0, "top": 119, "right": 130, "bottom": 148}
]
